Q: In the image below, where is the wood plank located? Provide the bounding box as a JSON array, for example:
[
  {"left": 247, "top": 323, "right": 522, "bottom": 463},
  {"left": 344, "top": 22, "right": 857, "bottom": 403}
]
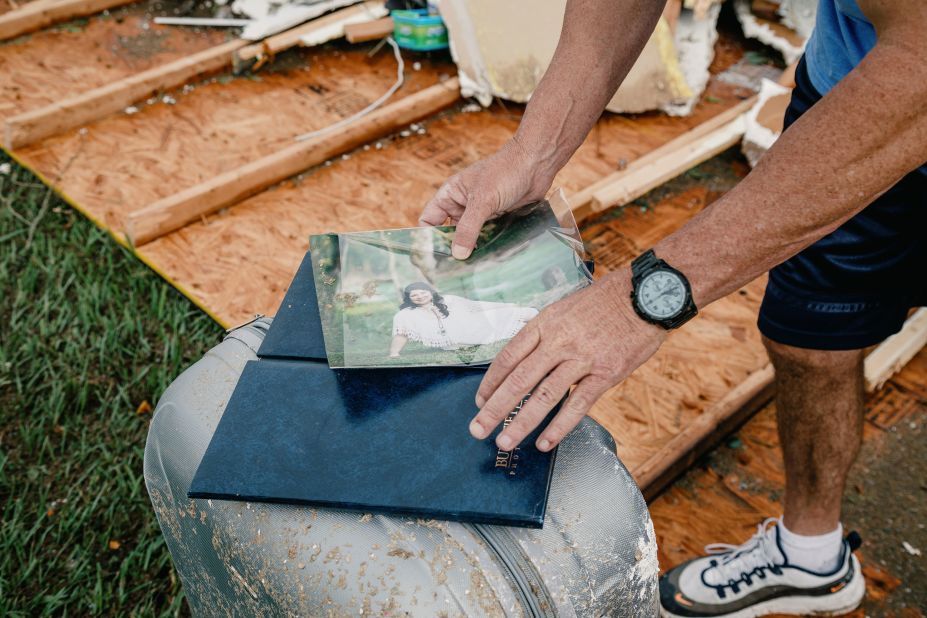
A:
[
  {"left": 865, "top": 307, "right": 927, "bottom": 392},
  {"left": 0, "top": 0, "right": 133, "bottom": 40},
  {"left": 568, "top": 95, "right": 757, "bottom": 219},
  {"left": 344, "top": 16, "right": 393, "bottom": 43},
  {"left": 124, "top": 78, "right": 462, "bottom": 246},
  {"left": 4, "top": 39, "right": 247, "bottom": 150}
]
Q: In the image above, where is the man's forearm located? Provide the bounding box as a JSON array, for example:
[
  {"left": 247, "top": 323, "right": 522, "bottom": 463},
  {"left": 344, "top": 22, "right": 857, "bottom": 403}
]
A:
[
  {"left": 654, "top": 34, "right": 927, "bottom": 310},
  {"left": 513, "top": 0, "right": 665, "bottom": 182}
]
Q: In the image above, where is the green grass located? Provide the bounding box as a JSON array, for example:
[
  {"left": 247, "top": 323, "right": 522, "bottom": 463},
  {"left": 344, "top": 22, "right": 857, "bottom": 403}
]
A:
[{"left": 0, "top": 153, "right": 223, "bottom": 616}]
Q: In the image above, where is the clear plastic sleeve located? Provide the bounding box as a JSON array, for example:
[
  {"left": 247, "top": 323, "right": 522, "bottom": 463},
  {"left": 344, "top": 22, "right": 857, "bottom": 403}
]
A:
[{"left": 310, "top": 196, "right": 593, "bottom": 368}]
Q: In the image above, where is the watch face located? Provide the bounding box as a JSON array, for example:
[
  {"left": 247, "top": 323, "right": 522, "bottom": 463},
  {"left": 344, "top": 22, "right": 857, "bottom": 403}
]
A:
[{"left": 637, "top": 270, "right": 686, "bottom": 319}]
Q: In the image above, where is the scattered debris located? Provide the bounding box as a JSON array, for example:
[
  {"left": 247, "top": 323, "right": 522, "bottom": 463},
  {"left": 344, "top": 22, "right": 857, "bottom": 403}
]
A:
[
  {"left": 239, "top": 0, "right": 363, "bottom": 41},
  {"left": 154, "top": 16, "right": 251, "bottom": 27},
  {"left": 717, "top": 58, "right": 783, "bottom": 92},
  {"left": 124, "top": 105, "right": 139, "bottom": 114},
  {"left": 412, "top": 61, "right": 421, "bottom": 71},
  {"left": 733, "top": 0, "right": 813, "bottom": 65},
  {"left": 902, "top": 541, "right": 921, "bottom": 557},
  {"left": 741, "top": 78, "right": 791, "bottom": 167},
  {"left": 0, "top": 162, "right": 10, "bottom": 175},
  {"left": 460, "top": 102, "right": 482, "bottom": 113},
  {"left": 441, "top": 0, "right": 723, "bottom": 116},
  {"left": 297, "top": 2, "right": 388, "bottom": 47},
  {"left": 108, "top": 540, "right": 121, "bottom": 550},
  {"left": 162, "top": 95, "right": 176, "bottom": 105},
  {"left": 136, "top": 400, "right": 152, "bottom": 415}
]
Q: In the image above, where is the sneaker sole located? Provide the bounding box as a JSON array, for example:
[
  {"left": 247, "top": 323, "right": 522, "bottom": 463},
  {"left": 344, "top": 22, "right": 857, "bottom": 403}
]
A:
[{"left": 660, "top": 557, "right": 865, "bottom": 618}]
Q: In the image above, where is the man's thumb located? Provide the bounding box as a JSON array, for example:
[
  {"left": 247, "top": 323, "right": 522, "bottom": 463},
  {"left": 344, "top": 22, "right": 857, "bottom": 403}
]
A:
[{"left": 451, "top": 203, "right": 489, "bottom": 260}]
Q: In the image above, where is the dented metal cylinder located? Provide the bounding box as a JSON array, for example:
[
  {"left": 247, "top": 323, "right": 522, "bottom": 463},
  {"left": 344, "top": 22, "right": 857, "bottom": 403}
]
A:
[{"left": 144, "top": 319, "right": 659, "bottom": 616}]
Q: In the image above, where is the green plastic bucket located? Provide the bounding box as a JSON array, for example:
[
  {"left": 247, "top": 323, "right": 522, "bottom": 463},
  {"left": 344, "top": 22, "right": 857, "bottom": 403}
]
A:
[{"left": 391, "top": 9, "right": 448, "bottom": 51}]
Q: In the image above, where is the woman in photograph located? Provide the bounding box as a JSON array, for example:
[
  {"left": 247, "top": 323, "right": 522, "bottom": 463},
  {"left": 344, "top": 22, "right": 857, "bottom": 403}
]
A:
[{"left": 389, "top": 282, "right": 538, "bottom": 357}]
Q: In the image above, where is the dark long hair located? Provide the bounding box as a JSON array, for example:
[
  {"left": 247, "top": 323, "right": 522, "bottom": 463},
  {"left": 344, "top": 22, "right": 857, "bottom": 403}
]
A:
[{"left": 399, "top": 282, "right": 449, "bottom": 317}]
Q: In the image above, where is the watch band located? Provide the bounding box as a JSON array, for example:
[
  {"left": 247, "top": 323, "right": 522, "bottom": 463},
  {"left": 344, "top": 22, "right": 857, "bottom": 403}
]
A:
[
  {"left": 630, "top": 249, "right": 698, "bottom": 330},
  {"left": 631, "top": 249, "right": 661, "bottom": 286}
]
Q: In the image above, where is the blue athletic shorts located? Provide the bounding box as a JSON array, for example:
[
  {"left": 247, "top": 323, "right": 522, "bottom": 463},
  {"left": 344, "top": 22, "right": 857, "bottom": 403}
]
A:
[{"left": 757, "top": 58, "right": 927, "bottom": 350}]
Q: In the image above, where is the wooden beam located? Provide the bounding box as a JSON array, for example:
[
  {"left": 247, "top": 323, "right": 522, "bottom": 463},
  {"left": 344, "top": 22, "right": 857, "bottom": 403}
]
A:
[
  {"left": 4, "top": 39, "right": 247, "bottom": 150},
  {"left": 638, "top": 308, "right": 927, "bottom": 499},
  {"left": 124, "top": 78, "right": 462, "bottom": 246},
  {"left": 0, "top": 0, "right": 133, "bottom": 41},
  {"left": 569, "top": 96, "right": 757, "bottom": 220},
  {"left": 865, "top": 307, "right": 927, "bottom": 392},
  {"left": 344, "top": 16, "right": 393, "bottom": 43},
  {"left": 236, "top": 1, "right": 385, "bottom": 64}
]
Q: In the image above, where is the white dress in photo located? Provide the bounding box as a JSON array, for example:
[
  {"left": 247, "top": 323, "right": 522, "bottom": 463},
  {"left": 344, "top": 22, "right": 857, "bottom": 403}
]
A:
[{"left": 392, "top": 295, "right": 538, "bottom": 350}]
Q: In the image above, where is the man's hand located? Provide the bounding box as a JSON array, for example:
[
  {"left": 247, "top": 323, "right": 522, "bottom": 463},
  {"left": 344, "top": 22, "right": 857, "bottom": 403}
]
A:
[
  {"left": 469, "top": 269, "right": 667, "bottom": 452},
  {"left": 419, "top": 139, "right": 552, "bottom": 259}
]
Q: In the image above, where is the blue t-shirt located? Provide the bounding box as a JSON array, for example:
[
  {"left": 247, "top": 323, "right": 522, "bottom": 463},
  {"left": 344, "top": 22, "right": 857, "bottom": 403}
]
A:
[
  {"left": 805, "top": 0, "right": 926, "bottom": 175},
  {"left": 804, "top": 0, "right": 876, "bottom": 95}
]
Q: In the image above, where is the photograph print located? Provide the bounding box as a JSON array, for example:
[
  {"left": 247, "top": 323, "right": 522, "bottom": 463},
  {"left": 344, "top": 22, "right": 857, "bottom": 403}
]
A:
[{"left": 310, "top": 201, "right": 592, "bottom": 368}]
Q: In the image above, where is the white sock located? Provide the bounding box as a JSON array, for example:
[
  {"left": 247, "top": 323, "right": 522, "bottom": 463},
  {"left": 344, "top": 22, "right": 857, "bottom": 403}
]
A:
[{"left": 777, "top": 517, "right": 844, "bottom": 573}]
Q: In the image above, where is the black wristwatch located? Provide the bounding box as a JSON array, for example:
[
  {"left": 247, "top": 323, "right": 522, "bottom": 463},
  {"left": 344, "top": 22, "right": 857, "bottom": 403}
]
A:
[{"left": 630, "top": 249, "right": 698, "bottom": 329}]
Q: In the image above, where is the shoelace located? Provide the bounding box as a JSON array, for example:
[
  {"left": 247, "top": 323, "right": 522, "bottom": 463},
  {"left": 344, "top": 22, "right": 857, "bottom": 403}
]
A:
[{"left": 702, "top": 517, "right": 784, "bottom": 592}]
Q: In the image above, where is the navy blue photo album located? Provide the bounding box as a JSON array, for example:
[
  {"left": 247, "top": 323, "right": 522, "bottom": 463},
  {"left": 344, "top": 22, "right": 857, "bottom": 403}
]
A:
[{"left": 189, "top": 251, "right": 561, "bottom": 528}]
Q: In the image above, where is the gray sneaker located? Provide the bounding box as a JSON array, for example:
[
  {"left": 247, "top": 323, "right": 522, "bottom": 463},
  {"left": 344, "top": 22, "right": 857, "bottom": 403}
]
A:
[{"left": 659, "top": 518, "right": 865, "bottom": 617}]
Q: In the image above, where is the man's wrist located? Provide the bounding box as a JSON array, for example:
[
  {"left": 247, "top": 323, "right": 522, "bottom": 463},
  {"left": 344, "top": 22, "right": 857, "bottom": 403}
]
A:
[
  {"left": 601, "top": 268, "right": 668, "bottom": 339},
  {"left": 507, "top": 133, "right": 562, "bottom": 193}
]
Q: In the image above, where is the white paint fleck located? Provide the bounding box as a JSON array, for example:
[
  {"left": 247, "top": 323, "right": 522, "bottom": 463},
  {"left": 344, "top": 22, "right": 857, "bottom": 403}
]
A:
[{"left": 902, "top": 541, "right": 921, "bottom": 556}]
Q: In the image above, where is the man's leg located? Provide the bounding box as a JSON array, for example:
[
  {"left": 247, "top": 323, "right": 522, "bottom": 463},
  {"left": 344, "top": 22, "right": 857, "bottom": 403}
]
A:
[
  {"left": 765, "top": 337, "right": 865, "bottom": 536},
  {"left": 657, "top": 341, "right": 869, "bottom": 617}
]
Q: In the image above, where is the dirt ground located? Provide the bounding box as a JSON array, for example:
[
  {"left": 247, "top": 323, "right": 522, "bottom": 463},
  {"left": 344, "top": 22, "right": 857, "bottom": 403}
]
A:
[{"left": 844, "top": 410, "right": 927, "bottom": 614}]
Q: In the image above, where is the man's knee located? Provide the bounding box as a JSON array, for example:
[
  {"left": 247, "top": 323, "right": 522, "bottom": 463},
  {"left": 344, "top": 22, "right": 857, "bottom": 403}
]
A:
[{"left": 762, "top": 335, "right": 864, "bottom": 372}]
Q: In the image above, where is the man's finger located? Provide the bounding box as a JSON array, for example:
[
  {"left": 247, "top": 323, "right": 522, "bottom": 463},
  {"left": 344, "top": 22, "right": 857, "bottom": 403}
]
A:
[
  {"left": 494, "top": 361, "right": 587, "bottom": 451},
  {"left": 534, "top": 376, "right": 610, "bottom": 451},
  {"left": 450, "top": 196, "right": 492, "bottom": 260},
  {"left": 470, "top": 347, "right": 549, "bottom": 442},
  {"left": 476, "top": 324, "right": 540, "bottom": 407},
  {"left": 419, "top": 196, "right": 453, "bottom": 227}
]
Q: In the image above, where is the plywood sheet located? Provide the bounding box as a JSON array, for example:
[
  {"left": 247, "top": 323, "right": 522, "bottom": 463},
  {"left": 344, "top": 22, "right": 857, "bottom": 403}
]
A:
[
  {"left": 15, "top": 45, "right": 443, "bottom": 229},
  {"left": 0, "top": 3, "right": 227, "bottom": 117}
]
